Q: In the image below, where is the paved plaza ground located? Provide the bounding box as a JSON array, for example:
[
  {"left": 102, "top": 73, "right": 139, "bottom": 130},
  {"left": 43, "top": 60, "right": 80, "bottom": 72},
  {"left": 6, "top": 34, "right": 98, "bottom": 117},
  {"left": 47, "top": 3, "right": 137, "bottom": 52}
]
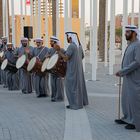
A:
[{"left": 0, "top": 50, "right": 140, "bottom": 140}]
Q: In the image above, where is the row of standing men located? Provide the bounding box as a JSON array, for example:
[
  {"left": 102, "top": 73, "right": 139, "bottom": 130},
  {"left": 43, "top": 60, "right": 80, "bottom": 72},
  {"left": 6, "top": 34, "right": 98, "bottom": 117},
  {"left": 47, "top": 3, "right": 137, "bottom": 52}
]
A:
[{"left": 0, "top": 32, "right": 89, "bottom": 110}]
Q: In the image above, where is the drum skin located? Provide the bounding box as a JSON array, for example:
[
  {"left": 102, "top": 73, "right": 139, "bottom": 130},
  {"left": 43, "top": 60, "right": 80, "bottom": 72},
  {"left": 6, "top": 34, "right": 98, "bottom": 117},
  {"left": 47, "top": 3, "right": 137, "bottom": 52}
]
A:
[
  {"left": 27, "top": 57, "right": 45, "bottom": 76},
  {"left": 41, "top": 57, "right": 50, "bottom": 72},
  {"left": 16, "top": 55, "right": 29, "bottom": 69},
  {"left": 46, "top": 54, "right": 66, "bottom": 77},
  {"left": 1, "top": 59, "right": 18, "bottom": 73},
  {"left": 0, "top": 51, "right": 4, "bottom": 66}
]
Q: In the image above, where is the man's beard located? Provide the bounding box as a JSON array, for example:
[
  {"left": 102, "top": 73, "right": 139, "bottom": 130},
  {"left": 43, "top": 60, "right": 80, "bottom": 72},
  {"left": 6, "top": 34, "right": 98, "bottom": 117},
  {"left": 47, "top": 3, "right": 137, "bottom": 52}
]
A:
[
  {"left": 125, "top": 34, "right": 133, "bottom": 41},
  {"left": 51, "top": 44, "right": 54, "bottom": 47},
  {"left": 3, "top": 42, "right": 7, "bottom": 45},
  {"left": 23, "top": 44, "right": 27, "bottom": 47},
  {"left": 8, "top": 48, "right": 12, "bottom": 51},
  {"left": 37, "top": 45, "right": 42, "bottom": 48}
]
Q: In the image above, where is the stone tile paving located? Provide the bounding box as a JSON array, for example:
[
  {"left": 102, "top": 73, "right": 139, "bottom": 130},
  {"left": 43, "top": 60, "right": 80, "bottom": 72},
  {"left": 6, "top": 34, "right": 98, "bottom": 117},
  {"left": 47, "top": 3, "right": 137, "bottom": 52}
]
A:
[{"left": 0, "top": 87, "right": 65, "bottom": 140}]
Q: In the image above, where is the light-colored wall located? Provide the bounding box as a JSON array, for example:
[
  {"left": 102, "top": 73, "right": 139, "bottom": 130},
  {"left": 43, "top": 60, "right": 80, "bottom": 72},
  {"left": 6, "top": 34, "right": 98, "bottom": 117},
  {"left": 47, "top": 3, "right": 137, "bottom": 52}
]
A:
[{"left": 72, "top": 0, "right": 79, "bottom": 18}]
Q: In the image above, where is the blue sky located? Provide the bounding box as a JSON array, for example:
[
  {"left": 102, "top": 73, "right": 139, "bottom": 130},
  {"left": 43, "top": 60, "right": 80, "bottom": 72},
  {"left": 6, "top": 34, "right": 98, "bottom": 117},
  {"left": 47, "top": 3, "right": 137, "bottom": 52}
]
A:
[{"left": 10, "top": 0, "right": 140, "bottom": 25}]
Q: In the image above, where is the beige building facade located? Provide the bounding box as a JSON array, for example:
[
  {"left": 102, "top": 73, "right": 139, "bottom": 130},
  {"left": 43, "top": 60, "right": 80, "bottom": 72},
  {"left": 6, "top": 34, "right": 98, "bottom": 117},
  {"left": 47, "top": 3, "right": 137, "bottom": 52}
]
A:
[{"left": 10, "top": 15, "right": 80, "bottom": 47}]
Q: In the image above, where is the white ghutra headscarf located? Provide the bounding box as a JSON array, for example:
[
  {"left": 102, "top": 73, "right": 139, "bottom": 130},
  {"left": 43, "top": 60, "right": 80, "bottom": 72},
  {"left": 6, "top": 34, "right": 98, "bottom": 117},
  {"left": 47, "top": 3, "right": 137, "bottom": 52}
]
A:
[
  {"left": 65, "top": 32, "right": 80, "bottom": 48},
  {"left": 50, "top": 36, "right": 60, "bottom": 46},
  {"left": 125, "top": 25, "right": 140, "bottom": 40}
]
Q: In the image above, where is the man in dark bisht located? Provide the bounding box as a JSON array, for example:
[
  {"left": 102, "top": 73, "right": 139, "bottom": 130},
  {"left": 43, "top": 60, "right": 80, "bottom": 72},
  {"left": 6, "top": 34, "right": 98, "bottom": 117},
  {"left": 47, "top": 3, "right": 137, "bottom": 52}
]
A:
[
  {"left": 48, "top": 36, "right": 64, "bottom": 102},
  {"left": 53, "top": 32, "right": 88, "bottom": 110},
  {"left": 15, "top": 37, "right": 33, "bottom": 94},
  {"left": 32, "top": 38, "right": 50, "bottom": 98},
  {"left": 4, "top": 43, "right": 19, "bottom": 90},
  {"left": 115, "top": 25, "right": 140, "bottom": 132}
]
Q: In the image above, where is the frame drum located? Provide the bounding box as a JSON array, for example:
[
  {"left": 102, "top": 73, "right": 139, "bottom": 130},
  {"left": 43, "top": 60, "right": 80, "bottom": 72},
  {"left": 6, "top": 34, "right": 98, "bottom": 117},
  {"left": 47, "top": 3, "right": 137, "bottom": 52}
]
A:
[
  {"left": 1, "top": 59, "right": 8, "bottom": 70},
  {"left": 46, "top": 54, "right": 66, "bottom": 77},
  {"left": 0, "top": 51, "right": 4, "bottom": 58},
  {"left": 41, "top": 57, "right": 50, "bottom": 72},
  {"left": 27, "top": 57, "right": 42, "bottom": 73},
  {"left": 1, "top": 59, "right": 18, "bottom": 73},
  {"left": 0, "top": 51, "right": 4, "bottom": 66},
  {"left": 16, "top": 55, "right": 27, "bottom": 69}
]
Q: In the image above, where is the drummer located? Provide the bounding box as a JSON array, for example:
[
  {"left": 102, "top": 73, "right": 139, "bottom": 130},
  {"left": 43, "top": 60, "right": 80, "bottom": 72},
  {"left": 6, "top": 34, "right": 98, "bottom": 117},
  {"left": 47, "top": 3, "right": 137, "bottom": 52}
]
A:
[
  {"left": 0, "top": 36, "right": 8, "bottom": 87},
  {"left": 32, "top": 38, "right": 50, "bottom": 98},
  {"left": 48, "top": 36, "right": 64, "bottom": 102},
  {"left": 15, "top": 37, "right": 33, "bottom": 94},
  {"left": 4, "top": 43, "right": 19, "bottom": 90},
  {"left": 0, "top": 36, "right": 8, "bottom": 51},
  {"left": 53, "top": 32, "right": 89, "bottom": 110}
]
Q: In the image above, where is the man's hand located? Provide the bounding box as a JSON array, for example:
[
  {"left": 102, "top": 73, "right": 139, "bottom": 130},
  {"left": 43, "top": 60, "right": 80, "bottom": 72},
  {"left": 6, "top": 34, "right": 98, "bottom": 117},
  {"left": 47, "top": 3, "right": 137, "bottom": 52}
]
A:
[
  {"left": 116, "top": 71, "right": 121, "bottom": 77},
  {"left": 54, "top": 44, "right": 60, "bottom": 51},
  {"left": 45, "top": 54, "right": 51, "bottom": 58},
  {"left": 25, "top": 47, "right": 30, "bottom": 54}
]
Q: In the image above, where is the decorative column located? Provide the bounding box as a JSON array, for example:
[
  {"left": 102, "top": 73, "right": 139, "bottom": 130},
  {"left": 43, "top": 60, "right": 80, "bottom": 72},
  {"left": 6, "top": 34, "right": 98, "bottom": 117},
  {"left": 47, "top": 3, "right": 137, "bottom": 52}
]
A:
[
  {"left": 5, "top": 0, "right": 9, "bottom": 41},
  {"left": 2, "top": 0, "right": 5, "bottom": 36},
  {"left": 80, "top": 0, "right": 86, "bottom": 71},
  {"left": 104, "top": 0, "right": 108, "bottom": 67},
  {"left": 131, "top": 0, "right": 134, "bottom": 25},
  {"left": 56, "top": 0, "right": 60, "bottom": 37},
  {"left": 109, "top": 0, "right": 115, "bottom": 75},
  {"left": 69, "top": 0, "right": 72, "bottom": 31},
  {"left": 64, "top": 0, "right": 69, "bottom": 48},
  {"left": 139, "top": 0, "right": 140, "bottom": 29},
  {"left": 45, "top": 0, "right": 48, "bottom": 45},
  {"left": 90, "top": 0, "right": 93, "bottom": 64},
  {"left": 11, "top": 0, "right": 15, "bottom": 45},
  {"left": 122, "top": 0, "right": 128, "bottom": 57},
  {"left": 92, "top": 0, "right": 98, "bottom": 80},
  {"left": 20, "top": 0, "right": 24, "bottom": 37},
  {"left": 37, "top": 0, "right": 41, "bottom": 37}
]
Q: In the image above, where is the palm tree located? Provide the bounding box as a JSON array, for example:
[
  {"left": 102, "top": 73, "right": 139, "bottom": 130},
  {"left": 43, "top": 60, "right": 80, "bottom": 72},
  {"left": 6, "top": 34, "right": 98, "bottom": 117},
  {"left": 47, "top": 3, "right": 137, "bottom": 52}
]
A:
[{"left": 98, "top": 0, "right": 106, "bottom": 61}]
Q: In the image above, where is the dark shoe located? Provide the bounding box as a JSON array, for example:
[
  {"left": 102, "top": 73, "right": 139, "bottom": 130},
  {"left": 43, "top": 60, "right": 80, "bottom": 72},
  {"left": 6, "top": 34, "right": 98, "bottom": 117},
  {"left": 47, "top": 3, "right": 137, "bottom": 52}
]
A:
[
  {"left": 66, "top": 105, "right": 70, "bottom": 109},
  {"left": 37, "top": 94, "right": 47, "bottom": 98},
  {"left": 3, "top": 85, "right": 7, "bottom": 88},
  {"left": 42, "top": 94, "right": 47, "bottom": 97},
  {"left": 37, "top": 95, "right": 42, "bottom": 98},
  {"left": 51, "top": 99, "right": 56, "bottom": 102},
  {"left": 22, "top": 91, "right": 27, "bottom": 94},
  {"left": 115, "top": 119, "right": 128, "bottom": 124},
  {"left": 125, "top": 124, "right": 135, "bottom": 130}
]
